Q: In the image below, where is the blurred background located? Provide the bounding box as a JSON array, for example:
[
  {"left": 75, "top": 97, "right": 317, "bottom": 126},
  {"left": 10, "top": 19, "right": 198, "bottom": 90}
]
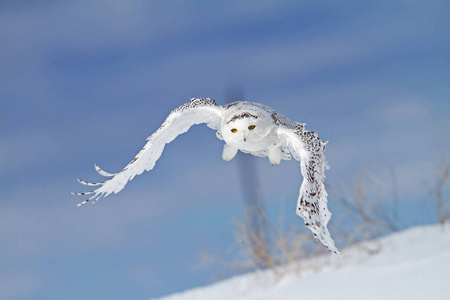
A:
[{"left": 1, "top": 1, "right": 449, "bottom": 299}]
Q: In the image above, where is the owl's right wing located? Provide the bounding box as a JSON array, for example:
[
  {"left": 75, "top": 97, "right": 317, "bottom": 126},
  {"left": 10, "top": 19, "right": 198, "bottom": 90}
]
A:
[{"left": 73, "top": 97, "right": 222, "bottom": 206}]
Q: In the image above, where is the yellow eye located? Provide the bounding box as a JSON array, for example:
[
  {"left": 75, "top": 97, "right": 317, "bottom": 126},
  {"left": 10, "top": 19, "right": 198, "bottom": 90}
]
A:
[
  {"left": 231, "top": 128, "right": 237, "bottom": 133},
  {"left": 248, "top": 125, "right": 255, "bottom": 130}
]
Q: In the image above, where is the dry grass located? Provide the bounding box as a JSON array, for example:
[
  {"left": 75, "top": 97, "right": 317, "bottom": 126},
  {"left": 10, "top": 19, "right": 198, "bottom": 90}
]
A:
[{"left": 200, "top": 109, "right": 449, "bottom": 279}]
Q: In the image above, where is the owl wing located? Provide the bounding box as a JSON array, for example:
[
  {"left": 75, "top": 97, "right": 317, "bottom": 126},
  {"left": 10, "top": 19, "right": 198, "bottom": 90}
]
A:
[
  {"left": 277, "top": 123, "right": 341, "bottom": 255},
  {"left": 73, "top": 97, "right": 222, "bottom": 206}
]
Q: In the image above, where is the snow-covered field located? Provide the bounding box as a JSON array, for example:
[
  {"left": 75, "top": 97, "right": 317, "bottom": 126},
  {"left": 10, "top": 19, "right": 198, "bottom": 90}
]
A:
[{"left": 154, "top": 224, "right": 450, "bottom": 300}]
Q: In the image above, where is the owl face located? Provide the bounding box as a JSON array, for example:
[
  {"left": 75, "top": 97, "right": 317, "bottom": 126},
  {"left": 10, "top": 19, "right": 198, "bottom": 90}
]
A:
[{"left": 221, "top": 115, "right": 273, "bottom": 150}]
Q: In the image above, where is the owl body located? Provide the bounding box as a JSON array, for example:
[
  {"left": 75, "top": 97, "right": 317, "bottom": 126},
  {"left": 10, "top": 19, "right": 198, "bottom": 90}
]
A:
[
  {"left": 73, "top": 97, "right": 341, "bottom": 255},
  {"left": 218, "top": 102, "right": 279, "bottom": 153}
]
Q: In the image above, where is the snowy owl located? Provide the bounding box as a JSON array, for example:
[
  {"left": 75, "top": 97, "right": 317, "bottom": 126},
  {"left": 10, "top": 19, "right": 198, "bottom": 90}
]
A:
[{"left": 73, "top": 97, "right": 340, "bottom": 255}]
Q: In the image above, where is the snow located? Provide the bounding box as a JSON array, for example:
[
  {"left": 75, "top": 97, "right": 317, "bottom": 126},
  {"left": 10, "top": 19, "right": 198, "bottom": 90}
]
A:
[{"left": 153, "top": 224, "right": 450, "bottom": 300}]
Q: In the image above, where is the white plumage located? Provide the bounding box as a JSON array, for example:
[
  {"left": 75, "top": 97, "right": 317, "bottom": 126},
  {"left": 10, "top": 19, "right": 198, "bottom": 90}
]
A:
[{"left": 73, "top": 97, "right": 340, "bottom": 255}]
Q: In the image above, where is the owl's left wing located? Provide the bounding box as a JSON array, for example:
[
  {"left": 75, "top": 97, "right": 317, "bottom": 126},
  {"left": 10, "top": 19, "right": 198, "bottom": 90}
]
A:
[
  {"left": 73, "top": 97, "right": 222, "bottom": 206},
  {"left": 277, "top": 124, "right": 341, "bottom": 255}
]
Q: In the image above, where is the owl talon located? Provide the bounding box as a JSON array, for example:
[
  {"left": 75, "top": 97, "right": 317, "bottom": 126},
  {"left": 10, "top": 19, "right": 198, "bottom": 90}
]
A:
[
  {"left": 268, "top": 147, "right": 282, "bottom": 165},
  {"left": 222, "top": 144, "right": 238, "bottom": 161}
]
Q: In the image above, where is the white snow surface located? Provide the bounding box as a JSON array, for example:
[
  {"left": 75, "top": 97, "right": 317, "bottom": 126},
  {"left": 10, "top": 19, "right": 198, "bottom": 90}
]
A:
[{"left": 154, "top": 224, "right": 450, "bottom": 300}]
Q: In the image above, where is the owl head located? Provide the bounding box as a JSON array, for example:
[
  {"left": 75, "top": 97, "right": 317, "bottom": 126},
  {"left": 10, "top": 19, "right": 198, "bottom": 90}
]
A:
[{"left": 221, "top": 112, "right": 273, "bottom": 146}]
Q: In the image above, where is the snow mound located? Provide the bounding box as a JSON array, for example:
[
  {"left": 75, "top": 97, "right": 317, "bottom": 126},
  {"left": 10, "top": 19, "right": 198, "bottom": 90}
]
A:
[{"left": 153, "top": 224, "right": 450, "bottom": 300}]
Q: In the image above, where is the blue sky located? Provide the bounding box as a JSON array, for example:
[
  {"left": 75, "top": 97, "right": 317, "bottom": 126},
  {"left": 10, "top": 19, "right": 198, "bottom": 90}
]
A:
[{"left": 1, "top": 1, "right": 449, "bottom": 299}]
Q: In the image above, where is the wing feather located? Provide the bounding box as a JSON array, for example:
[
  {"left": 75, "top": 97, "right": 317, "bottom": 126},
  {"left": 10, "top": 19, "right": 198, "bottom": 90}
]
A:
[
  {"left": 94, "top": 164, "right": 116, "bottom": 177},
  {"left": 77, "top": 178, "right": 102, "bottom": 186},
  {"left": 278, "top": 123, "right": 340, "bottom": 255},
  {"left": 74, "top": 97, "right": 222, "bottom": 206}
]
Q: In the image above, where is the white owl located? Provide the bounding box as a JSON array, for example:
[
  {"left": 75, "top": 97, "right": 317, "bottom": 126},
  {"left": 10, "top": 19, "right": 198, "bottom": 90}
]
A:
[{"left": 73, "top": 98, "right": 340, "bottom": 255}]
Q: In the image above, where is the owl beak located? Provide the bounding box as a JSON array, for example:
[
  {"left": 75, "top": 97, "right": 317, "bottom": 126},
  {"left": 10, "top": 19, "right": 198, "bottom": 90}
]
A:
[{"left": 243, "top": 137, "right": 247, "bottom": 142}]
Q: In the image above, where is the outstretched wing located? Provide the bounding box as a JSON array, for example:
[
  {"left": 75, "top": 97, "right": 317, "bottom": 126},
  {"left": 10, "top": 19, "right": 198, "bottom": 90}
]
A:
[
  {"left": 73, "top": 97, "right": 222, "bottom": 206},
  {"left": 277, "top": 123, "right": 341, "bottom": 255}
]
